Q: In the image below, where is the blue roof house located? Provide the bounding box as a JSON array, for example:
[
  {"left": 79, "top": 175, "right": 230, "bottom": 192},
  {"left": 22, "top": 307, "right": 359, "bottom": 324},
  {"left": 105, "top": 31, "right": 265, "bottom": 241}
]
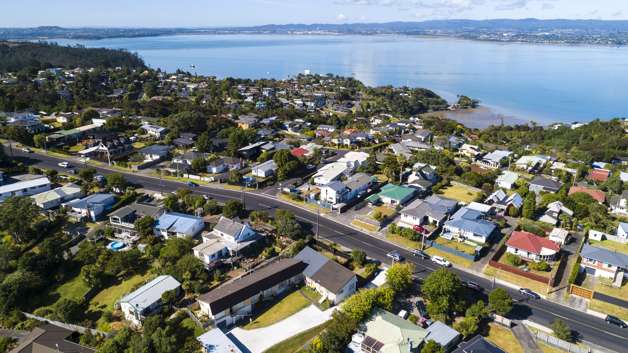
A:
[
  {"left": 155, "top": 212, "right": 204, "bottom": 239},
  {"left": 63, "top": 193, "right": 116, "bottom": 221},
  {"left": 443, "top": 206, "right": 498, "bottom": 244}
]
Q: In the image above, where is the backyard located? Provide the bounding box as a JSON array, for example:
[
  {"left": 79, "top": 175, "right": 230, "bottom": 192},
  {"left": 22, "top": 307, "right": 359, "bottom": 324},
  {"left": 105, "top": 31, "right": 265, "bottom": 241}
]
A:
[
  {"left": 243, "top": 290, "right": 313, "bottom": 330},
  {"left": 439, "top": 183, "right": 482, "bottom": 204},
  {"left": 588, "top": 239, "right": 628, "bottom": 254},
  {"left": 485, "top": 323, "right": 524, "bottom": 353},
  {"left": 263, "top": 320, "right": 331, "bottom": 353},
  {"left": 89, "top": 272, "right": 155, "bottom": 312}
]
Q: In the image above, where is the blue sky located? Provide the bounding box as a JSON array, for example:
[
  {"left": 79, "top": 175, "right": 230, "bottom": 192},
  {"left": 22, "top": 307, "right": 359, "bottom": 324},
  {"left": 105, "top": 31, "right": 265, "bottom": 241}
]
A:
[{"left": 2, "top": 0, "right": 627, "bottom": 27}]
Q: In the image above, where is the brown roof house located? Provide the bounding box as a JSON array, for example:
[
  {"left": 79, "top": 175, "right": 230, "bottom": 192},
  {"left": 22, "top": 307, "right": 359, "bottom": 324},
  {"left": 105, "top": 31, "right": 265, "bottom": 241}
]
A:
[
  {"left": 10, "top": 324, "right": 95, "bottom": 353},
  {"left": 198, "top": 258, "right": 307, "bottom": 327},
  {"left": 295, "top": 246, "right": 357, "bottom": 305}
]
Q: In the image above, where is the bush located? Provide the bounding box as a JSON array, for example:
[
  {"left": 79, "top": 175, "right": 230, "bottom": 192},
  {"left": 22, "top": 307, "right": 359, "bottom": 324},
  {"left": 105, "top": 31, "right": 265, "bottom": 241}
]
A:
[
  {"left": 568, "top": 257, "right": 582, "bottom": 284},
  {"left": 505, "top": 253, "right": 523, "bottom": 266},
  {"left": 529, "top": 261, "right": 551, "bottom": 272},
  {"left": 408, "top": 314, "right": 418, "bottom": 324}
]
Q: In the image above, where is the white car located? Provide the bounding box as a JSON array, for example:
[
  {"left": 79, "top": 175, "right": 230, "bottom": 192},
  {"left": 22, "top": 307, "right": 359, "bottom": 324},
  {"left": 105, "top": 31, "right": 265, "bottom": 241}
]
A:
[
  {"left": 21, "top": 147, "right": 33, "bottom": 153},
  {"left": 58, "top": 161, "right": 70, "bottom": 168},
  {"left": 431, "top": 255, "right": 451, "bottom": 267}
]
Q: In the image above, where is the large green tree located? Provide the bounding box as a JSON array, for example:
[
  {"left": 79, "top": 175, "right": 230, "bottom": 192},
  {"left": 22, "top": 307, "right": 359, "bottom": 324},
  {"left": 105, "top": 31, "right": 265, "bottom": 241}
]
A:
[
  {"left": 0, "top": 196, "right": 41, "bottom": 243},
  {"left": 421, "top": 268, "right": 463, "bottom": 321}
]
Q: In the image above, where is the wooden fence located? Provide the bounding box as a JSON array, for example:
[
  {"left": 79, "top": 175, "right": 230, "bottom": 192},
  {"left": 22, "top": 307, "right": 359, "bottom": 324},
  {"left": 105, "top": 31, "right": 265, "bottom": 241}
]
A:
[
  {"left": 569, "top": 284, "right": 594, "bottom": 300},
  {"left": 488, "top": 244, "right": 550, "bottom": 284}
]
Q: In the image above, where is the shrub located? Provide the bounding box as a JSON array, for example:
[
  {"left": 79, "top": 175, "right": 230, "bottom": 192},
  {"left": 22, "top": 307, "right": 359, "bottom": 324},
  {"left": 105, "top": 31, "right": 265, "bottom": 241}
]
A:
[
  {"left": 529, "top": 261, "right": 551, "bottom": 272},
  {"left": 505, "top": 253, "right": 523, "bottom": 266},
  {"left": 568, "top": 257, "right": 582, "bottom": 284}
]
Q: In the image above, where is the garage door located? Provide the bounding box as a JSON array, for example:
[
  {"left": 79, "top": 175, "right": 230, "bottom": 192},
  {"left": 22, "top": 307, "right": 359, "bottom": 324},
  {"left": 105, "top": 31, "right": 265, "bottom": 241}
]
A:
[{"left": 584, "top": 267, "right": 596, "bottom": 276}]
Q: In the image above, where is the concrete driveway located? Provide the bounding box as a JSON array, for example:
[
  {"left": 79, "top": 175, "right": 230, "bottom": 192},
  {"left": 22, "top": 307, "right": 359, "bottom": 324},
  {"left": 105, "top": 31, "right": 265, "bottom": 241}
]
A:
[{"left": 229, "top": 305, "right": 335, "bottom": 353}]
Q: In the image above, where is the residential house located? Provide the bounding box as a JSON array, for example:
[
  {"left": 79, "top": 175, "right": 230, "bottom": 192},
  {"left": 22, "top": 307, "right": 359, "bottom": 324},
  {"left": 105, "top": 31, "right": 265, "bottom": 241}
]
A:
[
  {"left": 9, "top": 324, "right": 95, "bottom": 353},
  {"left": 515, "top": 155, "right": 551, "bottom": 173},
  {"left": 119, "top": 275, "right": 181, "bottom": 326},
  {"left": 172, "top": 151, "right": 208, "bottom": 166},
  {"left": 580, "top": 244, "right": 628, "bottom": 283},
  {"left": 495, "top": 171, "right": 519, "bottom": 190},
  {"left": 46, "top": 124, "right": 100, "bottom": 145},
  {"left": 236, "top": 114, "right": 259, "bottom": 129},
  {"left": 399, "top": 195, "right": 457, "bottom": 228},
  {"left": 477, "top": 150, "right": 511, "bottom": 169},
  {"left": 138, "top": 145, "right": 171, "bottom": 162},
  {"left": 529, "top": 175, "right": 563, "bottom": 194},
  {"left": 610, "top": 190, "right": 628, "bottom": 215},
  {"left": 204, "top": 216, "right": 258, "bottom": 256},
  {"left": 196, "top": 328, "right": 243, "bottom": 353},
  {"left": 549, "top": 228, "right": 570, "bottom": 245},
  {"left": 442, "top": 207, "right": 497, "bottom": 244},
  {"left": 172, "top": 132, "right": 197, "bottom": 148},
  {"left": 538, "top": 201, "right": 574, "bottom": 226},
  {"left": 452, "top": 335, "right": 506, "bottom": 353},
  {"left": 198, "top": 258, "right": 307, "bottom": 326},
  {"left": 207, "top": 157, "right": 242, "bottom": 174},
  {"left": 155, "top": 212, "right": 204, "bottom": 239},
  {"left": 141, "top": 124, "right": 168, "bottom": 139},
  {"left": 193, "top": 238, "right": 229, "bottom": 269},
  {"left": 568, "top": 186, "right": 606, "bottom": 204},
  {"left": 251, "top": 159, "right": 278, "bottom": 178},
  {"left": 484, "top": 189, "right": 523, "bottom": 214},
  {"left": 316, "top": 124, "right": 336, "bottom": 138},
  {"left": 407, "top": 163, "right": 439, "bottom": 192},
  {"left": 319, "top": 173, "right": 373, "bottom": 206},
  {"left": 295, "top": 247, "right": 357, "bottom": 304},
  {"left": 78, "top": 137, "right": 133, "bottom": 162},
  {"left": 32, "top": 183, "right": 82, "bottom": 210},
  {"left": 0, "top": 177, "right": 51, "bottom": 202},
  {"left": 460, "top": 144, "right": 481, "bottom": 158},
  {"left": 357, "top": 309, "right": 428, "bottom": 353},
  {"left": 313, "top": 162, "right": 351, "bottom": 186},
  {"left": 414, "top": 129, "right": 433, "bottom": 143},
  {"left": 369, "top": 184, "right": 416, "bottom": 206},
  {"left": 6, "top": 112, "right": 46, "bottom": 133},
  {"left": 618, "top": 222, "right": 628, "bottom": 240},
  {"left": 338, "top": 151, "right": 370, "bottom": 169},
  {"left": 108, "top": 201, "right": 165, "bottom": 236},
  {"left": 424, "top": 321, "right": 462, "bottom": 353},
  {"left": 588, "top": 168, "right": 610, "bottom": 183},
  {"left": 506, "top": 231, "right": 560, "bottom": 262},
  {"left": 63, "top": 193, "right": 116, "bottom": 221}
]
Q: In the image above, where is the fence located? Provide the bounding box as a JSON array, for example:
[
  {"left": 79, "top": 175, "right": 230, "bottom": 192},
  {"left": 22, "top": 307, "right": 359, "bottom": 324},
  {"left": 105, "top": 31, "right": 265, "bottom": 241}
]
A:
[
  {"left": 428, "top": 240, "right": 478, "bottom": 261},
  {"left": 569, "top": 284, "right": 594, "bottom": 300},
  {"left": 22, "top": 312, "right": 110, "bottom": 337},
  {"left": 488, "top": 245, "right": 550, "bottom": 284},
  {"left": 534, "top": 330, "right": 591, "bottom": 353}
]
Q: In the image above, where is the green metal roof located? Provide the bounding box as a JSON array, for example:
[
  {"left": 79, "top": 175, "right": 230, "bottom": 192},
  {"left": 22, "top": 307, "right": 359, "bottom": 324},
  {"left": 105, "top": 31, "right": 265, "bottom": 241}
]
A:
[{"left": 377, "top": 184, "right": 415, "bottom": 202}]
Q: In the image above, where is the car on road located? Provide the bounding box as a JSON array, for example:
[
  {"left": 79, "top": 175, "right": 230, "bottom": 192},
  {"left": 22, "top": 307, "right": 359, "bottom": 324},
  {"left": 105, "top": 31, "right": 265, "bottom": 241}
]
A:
[
  {"left": 411, "top": 249, "right": 430, "bottom": 260},
  {"left": 386, "top": 250, "right": 404, "bottom": 262},
  {"left": 431, "top": 255, "right": 451, "bottom": 267},
  {"left": 186, "top": 181, "right": 199, "bottom": 187},
  {"left": 21, "top": 147, "right": 33, "bottom": 153},
  {"left": 462, "top": 281, "right": 483, "bottom": 291},
  {"left": 58, "top": 162, "right": 71, "bottom": 168},
  {"left": 519, "top": 288, "right": 541, "bottom": 299},
  {"left": 605, "top": 315, "right": 627, "bottom": 328}
]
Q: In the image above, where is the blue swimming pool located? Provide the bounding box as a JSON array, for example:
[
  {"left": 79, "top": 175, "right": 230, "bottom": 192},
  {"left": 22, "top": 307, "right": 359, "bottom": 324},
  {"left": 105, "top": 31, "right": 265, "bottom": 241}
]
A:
[{"left": 107, "top": 241, "right": 126, "bottom": 251}]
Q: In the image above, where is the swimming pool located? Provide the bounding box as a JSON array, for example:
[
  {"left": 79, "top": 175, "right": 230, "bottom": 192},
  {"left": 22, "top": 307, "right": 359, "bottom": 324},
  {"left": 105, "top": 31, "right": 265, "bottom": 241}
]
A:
[{"left": 107, "top": 241, "right": 126, "bottom": 251}]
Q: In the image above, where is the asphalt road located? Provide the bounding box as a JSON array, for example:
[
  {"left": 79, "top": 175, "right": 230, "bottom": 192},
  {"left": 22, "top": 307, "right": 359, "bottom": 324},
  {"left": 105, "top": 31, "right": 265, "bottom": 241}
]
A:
[{"left": 9, "top": 147, "right": 628, "bottom": 352}]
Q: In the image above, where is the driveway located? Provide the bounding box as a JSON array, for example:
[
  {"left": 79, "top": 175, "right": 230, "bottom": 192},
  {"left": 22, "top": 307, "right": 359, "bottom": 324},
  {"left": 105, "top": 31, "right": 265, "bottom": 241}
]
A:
[{"left": 229, "top": 305, "right": 335, "bottom": 353}]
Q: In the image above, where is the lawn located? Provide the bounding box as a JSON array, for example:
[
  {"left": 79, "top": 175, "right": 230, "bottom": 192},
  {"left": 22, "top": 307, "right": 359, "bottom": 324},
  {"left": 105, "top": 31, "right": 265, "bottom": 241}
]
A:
[
  {"left": 484, "top": 266, "right": 548, "bottom": 294},
  {"left": 263, "top": 320, "right": 331, "bottom": 353},
  {"left": 278, "top": 193, "right": 330, "bottom": 214},
  {"left": 485, "top": 323, "right": 524, "bottom": 353},
  {"left": 424, "top": 247, "right": 473, "bottom": 267},
  {"left": 55, "top": 275, "right": 90, "bottom": 301},
  {"left": 439, "top": 184, "right": 481, "bottom": 204},
  {"left": 538, "top": 342, "right": 567, "bottom": 353},
  {"left": 300, "top": 286, "right": 322, "bottom": 305},
  {"left": 181, "top": 317, "right": 205, "bottom": 337},
  {"left": 243, "top": 290, "right": 312, "bottom": 330},
  {"left": 588, "top": 299, "right": 628, "bottom": 321},
  {"left": 370, "top": 205, "right": 396, "bottom": 219},
  {"left": 351, "top": 219, "right": 380, "bottom": 233},
  {"left": 588, "top": 240, "right": 628, "bottom": 254},
  {"left": 89, "top": 273, "right": 154, "bottom": 311},
  {"left": 434, "top": 237, "right": 477, "bottom": 255},
  {"left": 386, "top": 232, "right": 422, "bottom": 249}
]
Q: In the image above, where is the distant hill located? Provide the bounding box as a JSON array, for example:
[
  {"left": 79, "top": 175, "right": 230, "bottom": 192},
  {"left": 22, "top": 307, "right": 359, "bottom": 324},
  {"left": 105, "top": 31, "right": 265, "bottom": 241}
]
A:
[{"left": 0, "top": 41, "right": 145, "bottom": 73}]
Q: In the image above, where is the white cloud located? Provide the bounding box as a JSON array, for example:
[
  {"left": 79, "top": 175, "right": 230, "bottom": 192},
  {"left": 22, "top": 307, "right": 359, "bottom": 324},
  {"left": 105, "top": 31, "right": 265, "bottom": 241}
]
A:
[{"left": 337, "top": 13, "right": 348, "bottom": 20}]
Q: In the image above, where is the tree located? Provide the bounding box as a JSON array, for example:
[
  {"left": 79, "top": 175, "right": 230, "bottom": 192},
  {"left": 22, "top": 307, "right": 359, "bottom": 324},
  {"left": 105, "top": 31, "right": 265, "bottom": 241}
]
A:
[
  {"left": 0, "top": 197, "right": 40, "bottom": 243},
  {"left": 78, "top": 167, "right": 96, "bottom": 182},
  {"left": 161, "top": 289, "right": 178, "bottom": 310},
  {"left": 421, "top": 340, "right": 445, "bottom": 353},
  {"left": 454, "top": 316, "right": 479, "bottom": 338},
  {"left": 54, "top": 298, "right": 83, "bottom": 323},
  {"left": 80, "top": 109, "right": 100, "bottom": 125},
  {"left": 81, "top": 263, "right": 107, "bottom": 288},
  {"left": 106, "top": 173, "right": 127, "bottom": 192},
  {"left": 33, "top": 133, "right": 46, "bottom": 148},
  {"left": 222, "top": 200, "right": 244, "bottom": 218},
  {"left": 190, "top": 157, "right": 207, "bottom": 173},
  {"left": 488, "top": 288, "right": 513, "bottom": 316},
  {"left": 551, "top": 319, "right": 572, "bottom": 342},
  {"left": 421, "top": 268, "right": 463, "bottom": 321},
  {"left": 228, "top": 169, "right": 242, "bottom": 184},
  {"left": 163, "top": 194, "right": 179, "bottom": 211},
  {"left": 465, "top": 300, "right": 489, "bottom": 321},
  {"left": 195, "top": 132, "right": 213, "bottom": 153},
  {"left": 134, "top": 216, "right": 155, "bottom": 237},
  {"left": 351, "top": 250, "right": 367, "bottom": 267},
  {"left": 386, "top": 262, "right": 414, "bottom": 293},
  {"left": 274, "top": 209, "right": 301, "bottom": 239},
  {"left": 522, "top": 192, "right": 536, "bottom": 219}
]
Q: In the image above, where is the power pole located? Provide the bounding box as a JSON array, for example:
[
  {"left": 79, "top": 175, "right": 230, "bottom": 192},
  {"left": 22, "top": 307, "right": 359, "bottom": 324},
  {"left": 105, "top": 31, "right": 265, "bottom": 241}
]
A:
[{"left": 316, "top": 203, "right": 320, "bottom": 240}]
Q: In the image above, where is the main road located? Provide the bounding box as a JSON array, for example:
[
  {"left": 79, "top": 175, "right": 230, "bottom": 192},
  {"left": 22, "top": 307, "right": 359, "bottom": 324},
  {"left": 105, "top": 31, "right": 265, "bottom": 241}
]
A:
[{"left": 9, "top": 147, "right": 628, "bottom": 352}]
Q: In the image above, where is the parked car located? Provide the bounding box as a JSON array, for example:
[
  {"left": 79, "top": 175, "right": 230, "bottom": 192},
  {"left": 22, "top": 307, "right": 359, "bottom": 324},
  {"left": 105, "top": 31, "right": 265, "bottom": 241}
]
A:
[
  {"left": 411, "top": 249, "right": 430, "bottom": 260},
  {"left": 413, "top": 225, "right": 427, "bottom": 234},
  {"left": 386, "top": 250, "right": 404, "bottom": 262},
  {"left": 431, "top": 255, "right": 451, "bottom": 267},
  {"left": 519, "top": 288, "right": 540, "bottom": 299},
  {"left": 462, "top": 281, "right": 483, "bottom": 291},
  {"left": 58, "top": 162, "right": 70, "bottom": 168},
  {"left": 605, "top": 315, "right": 627, "bottom": 328},
  {"left": 21, "top": 147, "right": 33, "bottom": 153},
  {"left": 416, "top": 300, "right": 428, "bottom": 318},
  {"left": 186, "top": 181, "right": 199, "bottom": 187}
]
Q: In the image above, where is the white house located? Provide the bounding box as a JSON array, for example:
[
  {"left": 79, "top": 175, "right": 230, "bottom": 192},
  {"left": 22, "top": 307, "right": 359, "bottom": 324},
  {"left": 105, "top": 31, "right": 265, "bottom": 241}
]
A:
[
  {"left": 251, "top": 159, "right": 277, "bottom": 178},
  {"left": 119, "top": 275, "right": 181, "bottom": 326},
  {"left": 580, "top": 244, "right": 628, "bottom": 284},
  {"left": 477, "top": 150, "right": 512, "bottom": 169},
  {"left": 141, "top": 124, "right": 168, "bottom": 139},
  {"left": 0, "top": 177, "right": 51, "bottom": 202},
  {"left": 295, "top": 246, "right": 357, "bottom": 305},
  {"left": 460, "top": 144, "right": 481, "bottom": 158},
  {"left": 514, "top": 155, "right": 551, "bottom": 173},
  {"left": 610, "top": 191, "right": 628, "bottom": 215},
  {"left": 63, "top": 193, "right": 116, "bottom": 221},
  {"left": 155, "top": 212, "right": 204, "bottom": 239},
  {"left": 506, "top": 231, "right": 560, "bottom": 262},
  {"left": 548, "top": 228, "right": 570, "bottom": 245},
  {"left": 32, "top": 183, "right": 82, "bottom": 210},
  {"left": 496, "top": 171, "right": 519, "bottom": 190},
  {"left": 337, "top": 151, "right": 369, "bottom": 169},
  {"left": 313, "top": 162, "right": 350, "bottom": 186}
]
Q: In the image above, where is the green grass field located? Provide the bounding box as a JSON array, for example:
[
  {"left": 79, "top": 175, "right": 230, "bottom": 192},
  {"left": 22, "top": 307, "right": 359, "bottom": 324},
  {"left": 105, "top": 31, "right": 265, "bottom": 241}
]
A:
[
  {"left": 263, "top": 320, "right": 331, "bottom": 353},
  {"left": 89, "top": 273, "right": 154, "bottom": 311},
  {"left": 243, "top": 290, "right": 312, "bottom": 330},
  {"left": 440, "top": 184, "right": 481, "bottom": 203},
  {"left": 485, "top": 323, "right": 524, "bottom": 353},
  {"left": 55, "top": 275, "right": 90, "bottom": 301}
]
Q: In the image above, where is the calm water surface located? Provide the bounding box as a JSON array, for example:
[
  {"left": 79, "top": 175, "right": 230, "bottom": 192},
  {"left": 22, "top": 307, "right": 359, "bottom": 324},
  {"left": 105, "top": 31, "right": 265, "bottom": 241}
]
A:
[{"left": 54, "top": 34, "right": 628, "bottom": 126}]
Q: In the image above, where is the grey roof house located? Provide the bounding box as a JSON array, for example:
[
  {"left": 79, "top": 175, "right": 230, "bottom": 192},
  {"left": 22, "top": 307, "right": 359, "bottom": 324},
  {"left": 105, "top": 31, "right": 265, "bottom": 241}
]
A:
[
  {"left": 295, "top": 246, "right": 357, "bottom": 304},
  {"left": 119, "top": 275, "right": 181, "bottom": 326}
]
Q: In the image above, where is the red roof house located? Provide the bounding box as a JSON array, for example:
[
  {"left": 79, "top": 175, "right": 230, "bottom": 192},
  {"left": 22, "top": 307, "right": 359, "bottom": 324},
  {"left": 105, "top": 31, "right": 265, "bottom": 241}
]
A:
[
  {"left": 291, "top": 147, "right": 308, "bottom": 158},
  {"left": 587, "top": 169, "right": 610, "bottom": 183},
  {"left": 506, "top": 231, "right": 560, "bottom": 262},
  {"left": 568, "top": 186, "right": 606, "bottom": 203}
]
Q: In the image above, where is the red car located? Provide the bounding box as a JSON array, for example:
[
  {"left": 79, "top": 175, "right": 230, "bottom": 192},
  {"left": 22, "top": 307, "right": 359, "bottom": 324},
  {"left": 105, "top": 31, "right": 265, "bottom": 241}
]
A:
[{"left": 413, "top": 225, "right": 427, "bottom": 234}]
